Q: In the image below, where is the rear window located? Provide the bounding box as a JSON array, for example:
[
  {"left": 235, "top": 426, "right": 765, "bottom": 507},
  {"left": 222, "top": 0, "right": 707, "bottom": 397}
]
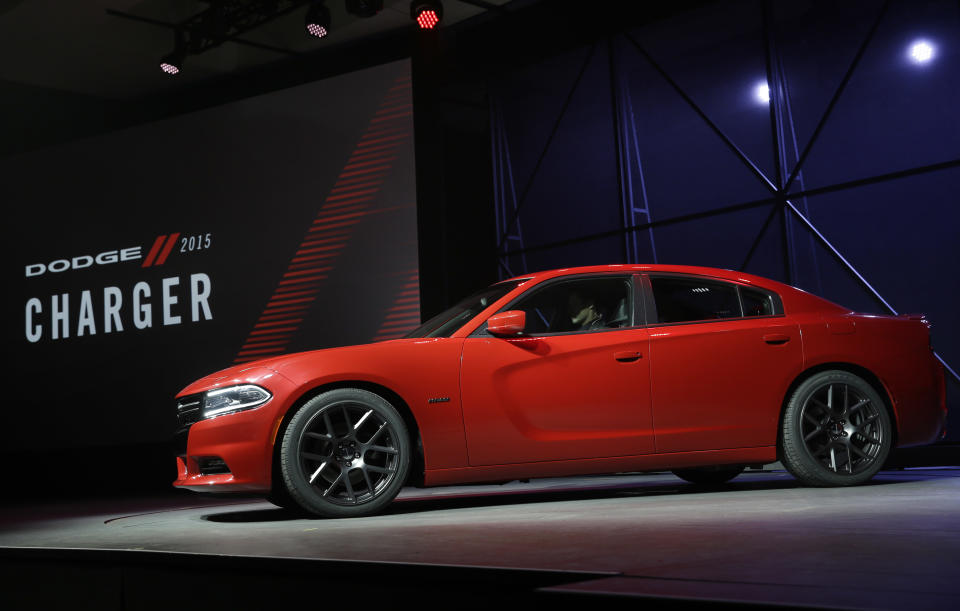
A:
[
  {"left": 741, "top": 286, "right": 775, "bottom": 317},
  {"left": 650, "top": 276, "right": 780, "bottom": 323},
  {"left": 650, "top": 277, "right": 741, "bottom": 323}
]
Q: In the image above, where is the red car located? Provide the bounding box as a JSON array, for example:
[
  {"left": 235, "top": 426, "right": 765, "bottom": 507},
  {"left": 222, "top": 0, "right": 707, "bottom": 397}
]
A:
[{"left": 173, "top": 265, "right": 947, "bottom": 517}]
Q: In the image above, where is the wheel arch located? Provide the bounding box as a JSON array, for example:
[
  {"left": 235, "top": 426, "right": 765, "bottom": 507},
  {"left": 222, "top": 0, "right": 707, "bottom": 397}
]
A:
[
  {"left": 270, "top": 380, "right": 425, "bottom": 498},
  {"left": 777, "top": 362, "right": 899, "bottom": 458}
]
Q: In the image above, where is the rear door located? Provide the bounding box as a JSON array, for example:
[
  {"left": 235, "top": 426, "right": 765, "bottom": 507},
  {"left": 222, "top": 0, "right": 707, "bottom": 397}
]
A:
[{"left": 644, "top": 274, "right": 804, "bottom": 452}]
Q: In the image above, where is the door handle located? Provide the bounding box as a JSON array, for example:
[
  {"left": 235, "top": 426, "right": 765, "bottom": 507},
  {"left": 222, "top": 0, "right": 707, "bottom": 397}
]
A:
[
  {"left": 614, "top": 350, "right": 643, "bottom": 362},
  {"left": 763, "top": 333, "right": 791, "bottom": 345}
]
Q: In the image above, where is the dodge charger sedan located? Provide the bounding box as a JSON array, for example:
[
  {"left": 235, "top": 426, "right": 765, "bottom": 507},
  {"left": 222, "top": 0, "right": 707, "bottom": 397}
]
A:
[{"left": 173, "top": 265, "right": 947, "bottom": 517}]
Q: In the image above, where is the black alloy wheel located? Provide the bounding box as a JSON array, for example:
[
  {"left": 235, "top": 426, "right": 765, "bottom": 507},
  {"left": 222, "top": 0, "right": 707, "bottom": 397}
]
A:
[
  {"left": 672, "top": 465, "right": 746, "bottom": 485},
  {"left": 781, "top": 370, "right": 892, "bottom": 486},
  {"left": 280, "top": 388, "right": 410, "bottom": 518}
]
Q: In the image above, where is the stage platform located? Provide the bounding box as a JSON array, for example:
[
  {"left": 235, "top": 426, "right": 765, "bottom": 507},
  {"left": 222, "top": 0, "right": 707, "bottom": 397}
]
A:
[{"left": 2, "top": 467, "right": 958, "bottom": 609}]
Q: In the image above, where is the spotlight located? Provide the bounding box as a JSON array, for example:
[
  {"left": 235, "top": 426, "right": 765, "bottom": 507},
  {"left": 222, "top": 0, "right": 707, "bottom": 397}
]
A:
[
  {"left": 411, "top": 1, "right": 443, "bottom": 30},
  {"left": 345, "top": 0, "right": 382, "bottom": 18},
  {"left": 908, "top": 39, "right": 935, "bottom": 64},
  {"left": 160, "top": 31, "right": 187, "bottom": 76},
  {"left": 160, "top": 56, "right": 181, "bottom": 75},
  {"left": 305, "top": 2, "right": 331, "bottom": 38},
  {"left": 754, "top": 82, "right": 770, "bottom": 104}
]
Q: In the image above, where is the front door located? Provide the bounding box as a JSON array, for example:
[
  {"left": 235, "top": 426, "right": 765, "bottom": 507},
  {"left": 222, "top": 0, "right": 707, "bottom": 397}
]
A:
[{"left": 459, "top": 275, "right": 654, "bottom": 466}]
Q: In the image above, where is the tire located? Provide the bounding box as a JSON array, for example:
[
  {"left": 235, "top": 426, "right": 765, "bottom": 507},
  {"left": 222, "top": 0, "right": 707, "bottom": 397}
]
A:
[
  {"left": 781, "top": 370, "right": 892, "bottom": 487},
  {"left": 280, "top": 388, "right": 411, "bottom": 518},
  {"left": 672, "top": 465, "right": 745, "bottom": 485},
  {"left": 266, "top": 487, "right": 297, "bottom": 511}
]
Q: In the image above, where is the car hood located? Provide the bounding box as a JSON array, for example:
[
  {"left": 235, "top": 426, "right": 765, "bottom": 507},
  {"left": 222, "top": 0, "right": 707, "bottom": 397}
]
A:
[{"left": 178, "top": 338, "right": 439, "bottom": 395}]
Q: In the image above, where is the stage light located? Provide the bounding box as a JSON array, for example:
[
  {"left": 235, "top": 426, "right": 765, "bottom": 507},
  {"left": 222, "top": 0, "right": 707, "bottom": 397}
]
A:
[
  {"left": 416, "top": 9, "right": 439, "bottom": 29},
  {"left": 160, "top": 31, "right": 187, "bottom": 76},
  {"left": 754, "top": 82, "right": 770, "bottom": 104},
  {"left": 305, "top": 2, "right": 331, "bottom": 38},
  {"left": 411, "top": 1, "right": 443, "bottom": 30},
  {"left": 160, "top": 57, "right": 181, "bottom": 75},
  {"left": 908, "top": 39, "right": 935, "bottom": 64},
  {"left": 346, "top": 0, "right": 382, "bottom": 18}
]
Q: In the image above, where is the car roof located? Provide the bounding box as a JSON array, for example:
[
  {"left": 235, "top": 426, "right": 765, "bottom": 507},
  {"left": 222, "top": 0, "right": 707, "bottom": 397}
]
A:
[
  {"left": 501, "top": 264, "right": 785, "bottom": 290},
  {"left": 496, "top": 264, "right": 849, "bottom": 315}
]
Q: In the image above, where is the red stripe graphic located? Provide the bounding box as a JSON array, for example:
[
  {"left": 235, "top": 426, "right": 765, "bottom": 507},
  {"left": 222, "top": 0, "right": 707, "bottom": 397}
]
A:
[
  {"left": 278, "top": 276, "right": 325, "bottom": 286},
  {"left": 343, "top": 158, "right": 397, "bottom": 171},
  {"left": 354, "top": 133, "right": 410, "bottom": 147},
  {"left": 371, "top": 269, "right": 421, "bottom": 342},
  {"left": 254, "top": 319, "right": 304, "bottom": 329},
  {"left": 297, "top": 235, "right": 351, "bottom": 247},
  {"left": 327, "top": 188, "right": 379, "bottom": 201},
  {"left": 233, "top": 75, "right": 414, "bottom": 364},
  {"left": 335, "top": 174, "right": 389, "bottom": 187},
  {"left": 338, "top": 165, "right": 393, "bottom": 179},
  {"left": 347, "top": 153, "right": 395, "bottom": 165},
  {"left": 316, "top": 197, "right": 373, "bottom": 213},
  {"left": 371, "top": 111, "right": 413, "bottom": 124},
  {"left": 330, "top": 179, "right": 384, "bottom": 193},
  {"left": 155, "top": 233, "right": 181, "bottom": 266},
  {"left": 142, "top": 235, "right": 166, "bottom": 267},
  {"left": 376, "top": 103, "right": 413, "bottom": 115},
  {"left": 307, "top": 221, "right": 360, "bottom": 233}
]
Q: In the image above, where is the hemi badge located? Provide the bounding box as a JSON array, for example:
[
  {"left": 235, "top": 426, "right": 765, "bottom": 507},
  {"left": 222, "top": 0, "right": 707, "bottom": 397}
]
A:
[{"left": 428, "top": 397, "right": 451, "bottom": 404}]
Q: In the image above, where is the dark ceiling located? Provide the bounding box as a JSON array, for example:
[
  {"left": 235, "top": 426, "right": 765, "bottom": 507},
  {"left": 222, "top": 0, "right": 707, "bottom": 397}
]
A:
[{"left": 0, "top": 0, "right": 511, "bottom": 99}]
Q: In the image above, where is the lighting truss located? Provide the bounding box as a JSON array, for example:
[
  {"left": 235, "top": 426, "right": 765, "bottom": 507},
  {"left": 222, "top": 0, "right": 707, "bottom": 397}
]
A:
[{"left": 173, "top": 1, "right": 310, "bottom": 56}]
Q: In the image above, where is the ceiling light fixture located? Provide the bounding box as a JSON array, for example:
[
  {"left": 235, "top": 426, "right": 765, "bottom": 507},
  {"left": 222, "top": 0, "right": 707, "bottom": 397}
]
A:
[
  {"left": 411, "top": 1, "right": 443, "bottom": 30},
  {"left": 305, "top": 1, "right": 331, "bottom": 38},
  {"left": 160, "top": 30, "right": 187, "bottom": 76},
  {"left": 754, "top": 82, "right": 770, "bottom": 104},
  {"left": 908, "top": 39, "right": 935, "bottom": 65}
]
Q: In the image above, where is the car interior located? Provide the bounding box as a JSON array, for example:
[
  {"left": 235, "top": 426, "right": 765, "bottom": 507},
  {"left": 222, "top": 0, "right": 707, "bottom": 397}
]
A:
[{"left": 513, "top": 278, "right": 633, "bottom": 334}]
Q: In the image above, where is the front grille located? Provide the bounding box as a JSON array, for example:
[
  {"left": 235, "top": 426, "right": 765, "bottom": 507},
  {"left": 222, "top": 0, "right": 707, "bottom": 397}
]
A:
[{"left": 176, "top": 393, "right": 203, "bottom": 427}]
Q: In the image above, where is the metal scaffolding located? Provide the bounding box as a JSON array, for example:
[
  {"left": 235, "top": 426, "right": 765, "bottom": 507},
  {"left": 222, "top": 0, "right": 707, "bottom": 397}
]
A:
[{"left": 489, "top": 0, "right": 959, "bottom": 382}]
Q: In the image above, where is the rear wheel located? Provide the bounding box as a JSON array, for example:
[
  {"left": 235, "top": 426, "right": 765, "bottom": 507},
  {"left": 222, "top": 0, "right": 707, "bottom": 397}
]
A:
[
  {"left": 672, "top": 465, "right": 745, "bottom": 485},
  {"left": 280, "top": 388, "right": 410, "bottom": 518},
  {"left": 781, "top": 370, "right": 892, "bottom": 486}
]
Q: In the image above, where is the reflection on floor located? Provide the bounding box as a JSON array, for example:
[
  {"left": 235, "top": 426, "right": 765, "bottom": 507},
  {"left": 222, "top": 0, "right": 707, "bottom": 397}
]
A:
[{"left": 2, "top": 468, "right": 958, "bottom": 609}]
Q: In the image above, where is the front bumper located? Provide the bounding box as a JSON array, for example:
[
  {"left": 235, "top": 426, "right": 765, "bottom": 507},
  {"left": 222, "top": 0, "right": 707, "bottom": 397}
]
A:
[
  {"left": 174, "top": 415, "right": 273, "bottom": 493},
  {"left": 173, "top": 370, "right": 297, "bottom": 493}
]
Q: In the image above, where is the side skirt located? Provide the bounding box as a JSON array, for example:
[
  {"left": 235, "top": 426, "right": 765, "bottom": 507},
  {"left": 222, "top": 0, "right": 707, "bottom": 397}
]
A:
[{"left": 423, "top": 446, "right": 777, "bottom": 487}]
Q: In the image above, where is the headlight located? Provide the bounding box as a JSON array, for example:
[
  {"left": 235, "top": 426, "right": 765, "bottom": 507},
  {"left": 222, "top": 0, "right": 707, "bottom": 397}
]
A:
[{"left": 202, "top": 384, "right": 272, "bottom": 419}]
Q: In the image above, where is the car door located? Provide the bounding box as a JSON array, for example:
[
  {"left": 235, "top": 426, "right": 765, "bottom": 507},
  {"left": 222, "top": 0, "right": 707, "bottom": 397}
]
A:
[
  {"left": 644, "top": 274, "right": 804, "bottom": 453},
  {"left": 459, "top": 274, "right": 654, "bottom": 466}
]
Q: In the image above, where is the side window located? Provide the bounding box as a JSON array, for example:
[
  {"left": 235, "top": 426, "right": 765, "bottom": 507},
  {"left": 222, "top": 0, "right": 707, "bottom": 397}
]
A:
[
  {"left": 741, "top": 286, "right": 775, "bottom": 317},
  {"left": 508, "top": 277, "right": 632, "bottom": 334},
  {"left": 650, "top": 276, "right": 740, "bottom": 323}
]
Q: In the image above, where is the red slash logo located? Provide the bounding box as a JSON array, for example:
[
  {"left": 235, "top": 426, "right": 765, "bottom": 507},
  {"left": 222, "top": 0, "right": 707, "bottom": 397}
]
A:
[{"left": 142, "top": 233, "right": 181, "bottom": 267}]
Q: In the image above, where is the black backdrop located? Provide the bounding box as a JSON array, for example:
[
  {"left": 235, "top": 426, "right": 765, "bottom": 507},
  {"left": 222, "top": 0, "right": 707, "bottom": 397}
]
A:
[{"left": 2, "top": 59, "right": 417, "bottom": 456}]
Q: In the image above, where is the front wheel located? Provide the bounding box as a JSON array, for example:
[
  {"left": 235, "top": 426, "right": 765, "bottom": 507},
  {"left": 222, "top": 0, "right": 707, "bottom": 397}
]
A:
[
  {"left": 781, "top": 370, "right": 892, "bottom": 487},
  {"left": 280, "top": 388, "right": 410, "bottom": 518}
]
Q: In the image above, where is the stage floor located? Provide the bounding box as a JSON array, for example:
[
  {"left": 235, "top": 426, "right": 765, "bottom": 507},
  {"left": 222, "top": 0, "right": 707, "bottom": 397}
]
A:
[{"left": 2, "top": 467, "right": 959, "bottom": 609}]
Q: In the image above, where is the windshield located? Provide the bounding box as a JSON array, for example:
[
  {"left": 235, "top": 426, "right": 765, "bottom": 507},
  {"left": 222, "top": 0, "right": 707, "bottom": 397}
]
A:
[{"left": 404, "top": 280, "right": 524, "bottom": 338}]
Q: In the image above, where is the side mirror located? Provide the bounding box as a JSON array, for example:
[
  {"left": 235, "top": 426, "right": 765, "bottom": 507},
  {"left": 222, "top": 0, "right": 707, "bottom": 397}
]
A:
[{"left": 487, "top": 310, "right": 526, "bottom": 337}]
